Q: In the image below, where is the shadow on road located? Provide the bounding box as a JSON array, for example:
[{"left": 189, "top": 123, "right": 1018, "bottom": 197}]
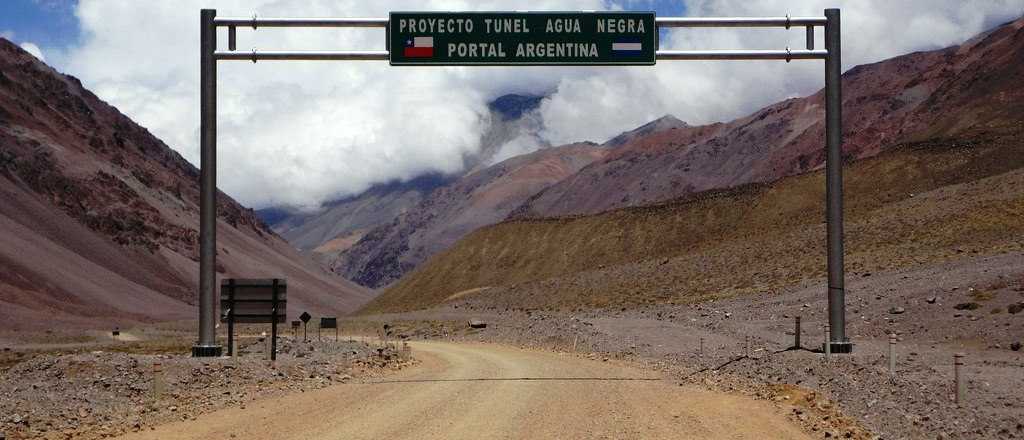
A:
[{"left": 364, "top": 377, "right": 664, "bottom": 384}]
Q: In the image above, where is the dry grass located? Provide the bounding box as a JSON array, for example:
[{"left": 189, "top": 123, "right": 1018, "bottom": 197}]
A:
[
  {"left": 970, "top": 289, "right": 996, "bottom": 302},
  {"left": 363, "top": 136, "right": 1024, "bottom": 313},
  {"left": 103, "top": 338, "right": 195, "bottom": 355}
]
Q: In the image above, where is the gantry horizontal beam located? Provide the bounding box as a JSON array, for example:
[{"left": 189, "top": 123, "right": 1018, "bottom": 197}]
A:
[
  {"left": 655, "top": 16, "right": 826, "bottom": 27},
  {"left": 215, "top": 50, "right": 389, "bottom": 61},
  {"left": 655, "top": 49, "right": 827, "bottom": 60},
  {"left": 213, "top": 17, "right": 388, "bottom": 27},
  {"left": 211, "top": 16, "right": 827, "bottom": 29},
  {"left": 214, "top": 49, "right": 827, "bottom": 62}
]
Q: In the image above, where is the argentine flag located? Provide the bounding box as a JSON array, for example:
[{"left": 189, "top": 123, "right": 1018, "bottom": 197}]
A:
[{"left": 612, "top": 38, "right": 643, "bottom": 56}]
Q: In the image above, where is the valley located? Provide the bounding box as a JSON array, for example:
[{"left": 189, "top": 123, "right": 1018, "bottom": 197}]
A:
[{"left": 0, "top": 7, "right": 1021, "bottom": 440}]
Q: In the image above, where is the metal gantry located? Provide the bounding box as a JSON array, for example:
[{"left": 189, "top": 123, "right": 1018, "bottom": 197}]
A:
[{"left": 193, "top": 9, "right": 850, "bottom": 357}]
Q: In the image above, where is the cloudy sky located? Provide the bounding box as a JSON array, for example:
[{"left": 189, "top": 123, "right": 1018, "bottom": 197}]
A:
[{"left": 2, "top": 0, "right": 1021, "bottom": 209}]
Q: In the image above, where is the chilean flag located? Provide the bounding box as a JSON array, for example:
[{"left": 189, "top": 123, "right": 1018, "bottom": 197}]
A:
[{"left": 404, "top": 36, "right": 434, "bottom": 57}]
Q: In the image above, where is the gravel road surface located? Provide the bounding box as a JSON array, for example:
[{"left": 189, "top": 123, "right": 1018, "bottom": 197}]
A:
[{"left": 116, "top": 341, "right": 809, "bottom": 439}]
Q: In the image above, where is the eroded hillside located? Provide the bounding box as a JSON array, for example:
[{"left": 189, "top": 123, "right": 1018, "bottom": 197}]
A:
[{"left": 364, "top": 134, "right": 1024, "bottom": 313}]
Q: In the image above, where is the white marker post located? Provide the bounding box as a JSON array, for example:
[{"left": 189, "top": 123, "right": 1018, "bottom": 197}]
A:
[
  {"left": 794, "top": 316, "right": 801, "bottom": 349},
  {"left": 152, "top": 362, "right": 164, "bottom": 401},
  {"left": 954, "top": 353, "right": 966, "bottom": 405},
  {"left": 888, "top": 334, "right": 897, "bottom": 378},
  {"left": 824, "top": 324, "right": 831, "bottom": 360}
]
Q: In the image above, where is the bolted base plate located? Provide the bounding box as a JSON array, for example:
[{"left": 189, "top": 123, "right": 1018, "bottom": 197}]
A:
[
  {"left": 823, "top": 341, "right": 854, "bottom": 354},
  {"left": 191, "top": 344, "right": 223, "bottom": 357}
]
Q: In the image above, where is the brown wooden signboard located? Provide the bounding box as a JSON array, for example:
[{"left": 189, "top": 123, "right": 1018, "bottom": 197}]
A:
[{"left": 220, "top": 278, "right": 286, "bottom": 359}]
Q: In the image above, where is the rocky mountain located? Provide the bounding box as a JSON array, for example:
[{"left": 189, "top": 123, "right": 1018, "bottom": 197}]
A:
[
  {"left": 260, "top": 173, "right": 451, "bottom": 254},
  {"left": 0, "top": 39, "right": 372, "bottom": 329},
  {"left": 362, "top": 16, "right": 1024, "bottom": 313},
  {"left": 364, "top": 136, "right": 1024, "bottom": 313},
  {"left": 602, "top": 114, "right": 689, "bottom": 148},
  {"left": 512, "top": 17, "right": 1024, "bottom": 219},
  {"left": 331, "top": 142, "right": 607, "bottom": 288},
  {"left": 259, "top": 93, "right": 546, "bottom": 261}
]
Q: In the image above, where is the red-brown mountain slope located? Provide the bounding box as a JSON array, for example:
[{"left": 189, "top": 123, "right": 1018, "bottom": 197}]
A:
[
  {"left": 330, "top": 143, "right": 607, "bottom": 288},
  {"left": 512, "top": 17, "right": 1024, "bottom": 219},
  {"left": 0, "top": 39, "right": 372, "bottom": 330}
]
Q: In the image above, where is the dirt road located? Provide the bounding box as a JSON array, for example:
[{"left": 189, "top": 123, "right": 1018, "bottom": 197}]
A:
[{"left": 118, "top": 341, "right": 809, "bottom": 439}]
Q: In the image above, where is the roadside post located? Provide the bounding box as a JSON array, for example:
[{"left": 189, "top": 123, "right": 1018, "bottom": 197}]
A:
[
  {"left": 271, "top": 279, "right": 280, "bottom": 361},
  {"left": 824, "top": 324, "right": 831, "bottom": 360},
  {"left": 794, "top": 316, "right": 801, "bottom": 349},
  {"left": 194, "top": 8, "right": 849, "bottom": 357},
  {"left": 888, "top": 334, "right": 897, "bottom": 378},
  {"left": 262, "top": 331, "right": 269, "bottom": 360},
  {"left": 152, "top": 362, "right": 164, "bottom": 401},
  {"left": 300, "top": 312, "right": 312, "bottom": 342},
  {"left": 226, "top": 278, "right": 234, "bottom": 356},
  {"left": 954, "top": 353, "right": 966, "bottom": 405}
]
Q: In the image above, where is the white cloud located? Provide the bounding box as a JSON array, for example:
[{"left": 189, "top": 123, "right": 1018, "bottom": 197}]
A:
[
  {"left": 19, "top": 42, "right": 46, "bottom": 61},
  {"left": 61, "top": 0, "right": 1022, "bottom": 208},
  {"left": 537, "top": 0, "right": 1024, "bottom": 145}
]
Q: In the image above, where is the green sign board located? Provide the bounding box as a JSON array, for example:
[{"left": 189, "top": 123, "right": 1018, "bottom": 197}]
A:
[{"left": 389, "top": 12, "right": 656, "bottom": 66}]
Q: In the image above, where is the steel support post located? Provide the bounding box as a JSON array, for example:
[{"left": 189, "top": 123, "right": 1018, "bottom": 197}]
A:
[
  {"left": 271, "top": 279, "right": 279, "bottom": 362},
  {"left": 227, "top": 279, "right": 235, "bottom": 356},
  {"left": 193, "top": 8, "right": 222, "bottom": 357},
  {"left": 824, "top": 8, "right": 851, "bottom": 354}
]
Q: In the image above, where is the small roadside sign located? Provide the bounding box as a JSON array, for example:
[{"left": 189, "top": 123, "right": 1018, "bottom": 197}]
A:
[
  {"left": 220, "top": 278, "right": 286, "bottom": 360},
  {"left": 320, "top": 317, "right": 338, "bottom": 341},
  {"left": 299, "top": 312, "right": 312, "bottom": 341}
]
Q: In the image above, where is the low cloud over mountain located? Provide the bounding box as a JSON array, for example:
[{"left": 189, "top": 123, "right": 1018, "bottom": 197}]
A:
[{"left": 52, "top": 0, "right": 1022, "bottom": 209}]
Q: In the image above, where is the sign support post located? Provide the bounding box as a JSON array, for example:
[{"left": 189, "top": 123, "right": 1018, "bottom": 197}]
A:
[
  {"left": 823, "top": 8, "right": 850, "bottom": 354},
  {"left": 227, "top": 278, "right": 235, "bottom": 356},
  {"left": 219, "top": 279, "right": 287, "bottom": 359},
  {"left": 271, "top": 279, "right": 279, "bottom": 361},
  {"left": 194, "top": 8, "right": 222, "bottom": 357}
]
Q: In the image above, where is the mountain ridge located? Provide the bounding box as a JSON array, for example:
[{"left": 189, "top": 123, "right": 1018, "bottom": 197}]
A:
[
  {"left": 0, "top": 38, "right": 372, "bottom": 329},
  {"left": 510, "top": 17, "right": 1024, "bottom": 219}
]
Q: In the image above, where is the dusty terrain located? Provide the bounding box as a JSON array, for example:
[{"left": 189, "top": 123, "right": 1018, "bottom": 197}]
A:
[
  {"left": 114, "top": 341, "right": 815, "bottom": 440},
  {"left": 3, "top": 246, "right": 1020, "bottom": 440},
  {"left": 0, "top": 328, "right": 411, "bottom": 440},
  {"left": 363, "top": 250, "right": 1024, "bottom": 439}
]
